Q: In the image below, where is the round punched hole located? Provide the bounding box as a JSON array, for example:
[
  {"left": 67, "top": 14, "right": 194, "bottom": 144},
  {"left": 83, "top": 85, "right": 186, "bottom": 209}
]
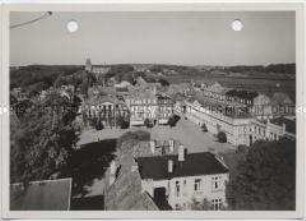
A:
[
  {"left": 231, "top": 19, "right": 243, "bottom": 31},
  {"left": 66, "top": 20, "right": 79, "bottom": 33}
]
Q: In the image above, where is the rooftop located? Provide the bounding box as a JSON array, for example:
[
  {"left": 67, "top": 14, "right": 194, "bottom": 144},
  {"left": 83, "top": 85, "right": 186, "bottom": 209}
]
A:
[
  {"left": 10, "top": 178, "right": 72, "bottom": 211},
  {"left": 70, "top": 195, "right": 104, "bottom": 210},
  {"left": 270, "top": 117, "right": 296, "bottom": 134},
  {"left": 137, "top": 152, "right": 229, "bottom": 181}
]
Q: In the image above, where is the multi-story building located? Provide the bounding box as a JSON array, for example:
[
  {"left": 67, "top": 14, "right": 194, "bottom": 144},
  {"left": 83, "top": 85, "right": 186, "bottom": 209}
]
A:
[
  {"left": 268, "top": 116, "right": 296, "bottom": 140},
  {"left": 182, "top": 96, "right": 295, "bottom": 146},
  {"left": 81, "top": 96, "right": 129, "bottom": 129},
  {"left": 126, "top": 91, "right": 173, "bottom": 126},
  {"left": 136, "top": 144, "right": 229, "bottom": 210},
  {"left": 157, "top": 94, "right": 174, "bottom": 124},
  {"left": 126, "top": 92, "right": 158, "bottom": 126}
]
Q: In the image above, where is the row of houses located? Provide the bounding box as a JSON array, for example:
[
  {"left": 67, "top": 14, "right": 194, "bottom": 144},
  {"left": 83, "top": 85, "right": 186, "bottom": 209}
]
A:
[
  {"left": 80, "top": 84, "right": 175, "bottom": 129},
  {"left": 177, "top": 97, "right": 295, "bottom": 146}
]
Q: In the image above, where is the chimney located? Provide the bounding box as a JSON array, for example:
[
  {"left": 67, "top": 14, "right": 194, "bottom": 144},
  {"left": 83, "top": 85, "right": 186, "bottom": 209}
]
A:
[
  {"left": 168, "top": 160, "right": 173, "bottom": 173},
  {"left": 282, "top": 123, "right": 286, "bottom": 135},
  {"left": 109, "top": 161, "right": 117, "bottom": 186},
  {"left": 178, "top": 145, "right": 186, "bottom": 162},
  {"left": 169, "top": 139, "right": 174, "bottom": 153},
  {"left": 150, "top": 140, "right": 156, "bottom": 154},
  {"left": 110, "top": 161, "right": 116, "bottom": 175}
]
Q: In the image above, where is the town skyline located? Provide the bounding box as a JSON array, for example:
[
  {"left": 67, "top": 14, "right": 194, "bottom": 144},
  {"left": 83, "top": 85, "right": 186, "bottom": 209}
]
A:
[{"left": 10, "top": 11, "right": 295, "bottom": 66}]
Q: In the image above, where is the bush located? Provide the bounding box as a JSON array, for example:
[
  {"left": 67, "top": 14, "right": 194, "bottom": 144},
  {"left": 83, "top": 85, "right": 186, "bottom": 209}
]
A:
[
  {"left": 120, "top": 120, "right": 130, "bottom": 129},
  {"left": 168, "top": 114, "right": 181, "bottom": 127},
  {"left": 217, "top": 131, "right": 227, "bottom": 143},
  {"left": 117, "top": 130, "right": 151, "bottom": 150},
  {"left": 95, "top": 119, "right": 104, "bottom": 131},
  {"left": 201, "top": 123, "right": 208, "bottom": 132},
  {"left": 144, "top": 118, "right": 153, "bottom": 128},
  {"left": 237, "top": 144, "right": 249, "bottom": 154},
  {"left": 158, "top": 78, "right": 170, "bottom": 87},
  {"left": 116, "top": 115, "right": 130, "bottom": 129}
]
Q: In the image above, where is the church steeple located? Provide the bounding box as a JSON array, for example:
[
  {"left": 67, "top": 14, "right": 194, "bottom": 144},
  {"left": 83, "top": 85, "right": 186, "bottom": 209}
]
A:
[{"left": 85, "top": 58, "right": 92, "bottom": 72}]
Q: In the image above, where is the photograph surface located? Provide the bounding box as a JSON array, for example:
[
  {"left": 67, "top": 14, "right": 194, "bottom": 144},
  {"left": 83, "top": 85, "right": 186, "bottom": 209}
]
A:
[{"left": 9, "top": 10, "right": 296, "bottom": 212}]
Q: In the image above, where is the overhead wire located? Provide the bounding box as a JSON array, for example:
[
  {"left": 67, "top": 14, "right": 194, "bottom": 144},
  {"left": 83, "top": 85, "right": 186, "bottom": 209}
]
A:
[{"left": 10, "top": 11, "right": 53, "bottom": 29}]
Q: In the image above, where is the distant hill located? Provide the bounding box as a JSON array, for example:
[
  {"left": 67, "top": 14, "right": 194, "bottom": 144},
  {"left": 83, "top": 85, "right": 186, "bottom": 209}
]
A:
[
  {"left": 10, "top": 63, "right": 295, "bottom": 93},
  {"left": 10, "top": 65, "right": 83, "bottom": 89}
]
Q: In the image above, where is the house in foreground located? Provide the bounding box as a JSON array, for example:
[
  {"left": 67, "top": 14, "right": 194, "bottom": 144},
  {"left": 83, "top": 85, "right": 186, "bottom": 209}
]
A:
[
  {"left": 10, "top": 178, "right": 72, "bottom": 210},
  {"left": 136, "top": 146, "right": 229, "bottom": 210},
  {"left": 104, "top": 138, "right": 229, "bottom": 210}
]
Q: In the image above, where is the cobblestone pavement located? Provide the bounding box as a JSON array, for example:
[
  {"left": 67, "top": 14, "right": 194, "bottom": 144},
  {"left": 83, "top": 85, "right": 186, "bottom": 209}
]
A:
[{"left": 78, "top": 117, "right": 235, "bottom": 153}]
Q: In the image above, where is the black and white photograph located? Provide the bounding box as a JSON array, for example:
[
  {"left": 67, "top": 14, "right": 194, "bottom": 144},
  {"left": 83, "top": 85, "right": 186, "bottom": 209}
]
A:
[{"left": 4, "top": 4, "right": 302, "bottom": 216}]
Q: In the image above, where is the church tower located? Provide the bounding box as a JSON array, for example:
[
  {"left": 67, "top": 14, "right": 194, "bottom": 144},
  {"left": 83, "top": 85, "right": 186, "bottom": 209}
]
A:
[{"left": 85, "top": 58, "right": 92, "bottom": 72}]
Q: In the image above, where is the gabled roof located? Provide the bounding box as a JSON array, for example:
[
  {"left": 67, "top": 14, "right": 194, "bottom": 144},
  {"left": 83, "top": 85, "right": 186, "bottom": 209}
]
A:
[
  {"left": 137, "top": 152, "right": 228, "bottom": 181},
  {"left": 270, "top": 117, "right": 296, "bottom": 134},
  {"left": 271, "top": 92, "right": 293, "bottom": 105},
  {"left": 10, "top": 178, "right": 72, "bottom": 210}
]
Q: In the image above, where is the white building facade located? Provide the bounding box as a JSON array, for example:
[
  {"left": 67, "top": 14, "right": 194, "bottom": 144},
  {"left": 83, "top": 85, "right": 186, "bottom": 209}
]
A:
[
  {"left": 183, "top": 99, "right": 288, "bottom": 146},
  {"left": 137, "top": 148, "right": 229, "bottom": 210}
]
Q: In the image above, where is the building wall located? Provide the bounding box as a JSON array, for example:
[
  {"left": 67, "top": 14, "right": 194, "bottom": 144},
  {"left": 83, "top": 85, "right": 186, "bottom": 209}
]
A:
[
  {"left": 251, "top": 94, "right": 272, "bottom": 119},
  {"left": 81, "top": 101, "right": 129, "bottom": 128},
  {"left": 127, "top": 96, "right": 173, "bottom": 126},
  {"left": 184, "top": 100, "right": 284, "bottom": 146},
  {"left": 185, "top": 101, "right": 253, "bottom": 146},
  {"left": 266, "top": 120, "right": 285, "bottom": 140},
  {"left": 141, "top": 173, "right": 229, "bottom": 210}
]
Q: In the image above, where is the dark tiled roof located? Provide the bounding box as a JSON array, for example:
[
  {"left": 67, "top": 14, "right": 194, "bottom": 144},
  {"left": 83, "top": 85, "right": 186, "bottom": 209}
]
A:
[
  {"left": 270, "top": 117, "right": 296, "bottom": 134},
  {"left": 137, "top": 152, "right": 228, "bottom": 181},
  {"left": 116, "top": 87, "right": 129, "bottom": 92},
  {"left": 70, "top": 195, "right": 104, "bottom": 210},
  {"left": 104, "top": 155, "right": 159, "bottom": 210},
  {"left": 10, "top": 178, "right": 72, "bottom": 210}
]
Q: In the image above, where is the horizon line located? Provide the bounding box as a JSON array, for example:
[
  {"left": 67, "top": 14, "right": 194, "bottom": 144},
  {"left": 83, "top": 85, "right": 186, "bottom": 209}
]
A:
[{"left": 9, "top": 62, "right": 296, "bottom": 68}]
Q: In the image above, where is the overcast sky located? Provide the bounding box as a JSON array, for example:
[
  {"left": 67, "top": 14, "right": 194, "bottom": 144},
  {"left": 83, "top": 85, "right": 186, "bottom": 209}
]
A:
[{"left": 10, "top": 11, "right": 295, "bottom": 66}]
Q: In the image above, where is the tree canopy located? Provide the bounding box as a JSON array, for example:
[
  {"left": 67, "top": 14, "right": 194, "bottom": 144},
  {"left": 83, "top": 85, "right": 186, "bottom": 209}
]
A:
[
  {"left": 10, "top": 91, "right": 80, "bottom": 184},
  {"left": 228, "top": 138, "right": 296, "bottom": 210}
]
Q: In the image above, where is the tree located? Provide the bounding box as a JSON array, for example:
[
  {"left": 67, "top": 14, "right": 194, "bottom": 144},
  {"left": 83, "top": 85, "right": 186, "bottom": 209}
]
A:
[
  {"left": 229, "top": 138, "right": 296, "bottom": 210},
  {"left": 217, "top": 131, "right": 227, "bottom": 143},
  {"left": 201, "top": 123, "right": 208, "bottom": 132},
  {"left": 236, "top": 144, "right": 249, "bottom": 154},
  {"left": 144, "top": 118, "right": 153, "bottom": 128},
  {"left": 10, "top": 91, "right": 80, "bottom": 185},
  {"left": 168, "top": 114, "right": 180, "bottom": 128},
  {"left": 116, "top": 115, "right": 130, "bottom": 129},
  {"left": 13, "top": 99, "right": 33, "bottom": 119},
  {"left": 158, "top": 78, "right": 170, "bottom": 87},
  {"left": 95, "top": 118, "right": 104, "bottom": 131},
  {"left": 116, "top": 130, "right": 151, "bottom": 156}
]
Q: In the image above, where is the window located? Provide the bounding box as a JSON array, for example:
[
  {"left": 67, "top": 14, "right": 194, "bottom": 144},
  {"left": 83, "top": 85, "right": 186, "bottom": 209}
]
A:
[
  {"left": 175, "top": 181, "right": 180, "bottom": 197},
  {"left": 194, "top": 179, "right": 201, "bottom": 191},
  {"left": 212, "top": 176, "right": 222, "bottom": 191},
  {"left": 212, "top": 198, "right": 222, "bottom": 210}
]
